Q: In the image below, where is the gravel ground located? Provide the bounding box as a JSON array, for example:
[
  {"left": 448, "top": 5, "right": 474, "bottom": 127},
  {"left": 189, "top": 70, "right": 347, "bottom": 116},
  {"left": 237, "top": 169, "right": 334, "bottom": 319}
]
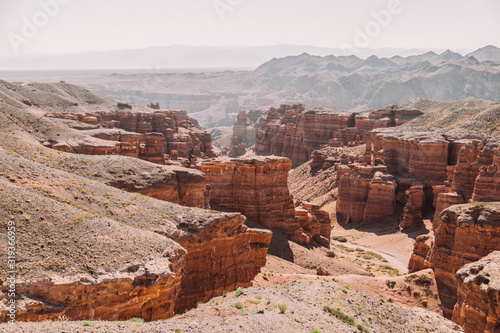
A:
[{"left": 0, "top": 280, "right": 463, "bottom": 333}]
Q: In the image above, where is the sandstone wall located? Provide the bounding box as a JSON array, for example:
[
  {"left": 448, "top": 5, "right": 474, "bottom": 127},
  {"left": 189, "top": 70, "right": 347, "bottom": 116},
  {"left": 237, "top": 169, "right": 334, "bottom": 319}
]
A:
[
  {"left": 409, "top": 203, "right": 500, "bottom": 319},
  {"left": 45, "top": 110, "right": 215, "bottom": 164},
  {"left": 0, "top": 151, "right": 271, "bottom": 322},
  {"left": 201, "top": 157, "right": 330, "bottom": 245},
  {"left": 248, "top": 104, "right": 421, "bottom": 166},
  {"left": 336, "top": 165, "right": 397, "bottom": 224},
  {"left": 163, "top": 213, "right": 272, "bottom": 312},
  {"left": 430, "top": 141, "right": 500, "bottom": 229},
  {"left": 453, "top": 251, "right": 500, "bottom": 333}
]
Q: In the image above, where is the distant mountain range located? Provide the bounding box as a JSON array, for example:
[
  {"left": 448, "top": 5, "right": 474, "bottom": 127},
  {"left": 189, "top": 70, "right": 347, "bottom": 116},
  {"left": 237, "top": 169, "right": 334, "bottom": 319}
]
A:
[
  {"left": 1, "top": 45, "right": 499, "bottom": 129},
  {"left": 1, "top": 44, "right": 495, "bottom": 70}
]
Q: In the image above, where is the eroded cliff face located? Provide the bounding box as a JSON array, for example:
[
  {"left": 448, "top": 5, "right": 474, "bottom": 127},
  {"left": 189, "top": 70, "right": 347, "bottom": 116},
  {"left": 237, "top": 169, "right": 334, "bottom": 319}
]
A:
[
  {"left": 336, "top": 165, "right": 397, "bottom": 223},
  {"left": 337, "top": 131, "right": 499, "bottom": 229},
  {"left": 201, "top": 156, "right": 330, "bottom": 245},
  {"left": 409, "top": 204, "right": 500, "bottom": 319},
  {"left": 453, "top": 251, "right": 500, "bottom": 333},
  {"left": 246, "top": 104, "right": 421, "bottom": 165},
  {"left": 44, "top": 109, "right": 215, "bottom": 165},
  {"left": 429, "top": 141, "right": 500, "bottom": 229},
  {"left": 0, "top": 147, "right": 271, "bottom": 322},
  {"left": 158, "top": 213, "right": 272, "bottom": 312}
]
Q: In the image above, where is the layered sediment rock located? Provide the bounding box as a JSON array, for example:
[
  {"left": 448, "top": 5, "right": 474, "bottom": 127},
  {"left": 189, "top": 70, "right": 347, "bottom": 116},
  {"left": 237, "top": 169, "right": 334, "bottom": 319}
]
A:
[
  {"left": 201, "top": 157, "right": 330, "bottom": 245},
  {"left": 430, "top": 141, "right": 500, "bottom": 228},
  {"left": 336, "top": 165, "right": 397, "bottom": 224},
  {"left": 162, "top": 213, "right": 272, "bottom": 312},
  {"left": 407, "top": 234, "right": 434, "bottom": 273},
  {"left": 471, "top": 143, "right": 500, "bottom": 202},
  {"left": 409, "top": 203, "right": 500, "bottom": 318},
  {"left": 453, "top": 251, "right": 500, "bottom": 333},
  {"left": 339, "top": 133, "right": 499, "bottom": 228},
  {"left": 45, "top": 109, "right": 215, "bottom": 164},
  {"left": 400, "top": 185, "right": 425, "bottom": 228},
  {"left": 250, "top": 104, "right": 421, "bottom": 166},
  {"left": 0, "top": 149, "right": 271, "bottom": 322},
  {"left": 229, "top": 109, "right": 266, "bottom": 157},
  {"left": 370, "top": 131, "right": 450, "bottom": 182},
  {"left": 295, "top": 202, "right": 331, "bottom": 247}
]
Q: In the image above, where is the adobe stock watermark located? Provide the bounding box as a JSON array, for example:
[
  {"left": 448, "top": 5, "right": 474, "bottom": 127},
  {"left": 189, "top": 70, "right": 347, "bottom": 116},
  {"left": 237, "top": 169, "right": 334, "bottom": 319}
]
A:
[
  {"left": 213, "top": 0, "right": 244, "bottom": 21},
  {"left": 339, "top": 0, "right": 403, "bottom": 55},
  {"left": 7, "top": 0, "right": 72, "bottom": 54},
  {"left": 6, "top": 220, "right": 17, "bottom": 324}
]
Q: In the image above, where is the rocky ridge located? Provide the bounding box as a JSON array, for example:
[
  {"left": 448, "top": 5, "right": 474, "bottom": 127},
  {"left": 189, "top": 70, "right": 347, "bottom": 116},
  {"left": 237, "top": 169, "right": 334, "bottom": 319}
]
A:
[
  {"left": 231, "top": 103, "right": 421, "bottom": 165},
  {"left": 201, "top": 156, "right": 330, "bottom": 246}
]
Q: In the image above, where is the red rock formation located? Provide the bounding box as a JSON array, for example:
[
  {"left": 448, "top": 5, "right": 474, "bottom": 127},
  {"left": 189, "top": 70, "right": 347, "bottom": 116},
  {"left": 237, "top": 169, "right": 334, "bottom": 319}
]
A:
[
  {"left": 160, "top": 213, "right": 272, "bottom": 313},
  {"left": 471, "top": 143, "right": 500, "bottom": 202},
  {"left": 309, "top": 150, "right": 327, "bottom": 169},
  {"left": 453, "top": 251, "right": 500, "bottom": 333},
  {"left": 409, "top": 203, "right": 500, "bottom": 319},
  {"left": 201, "top": 157, "right": 330, "bottom": 245},
  {"left": 400, "top": 185, "right": 425, "bottom": 228},
  {"left": 147, "top": 102, "right": 160, "bottom": 109},
  {"left": 429, "top": 141, "right": 500, "bottom": 229},
  {"left": 229, "top": 109, "right": 266, "bottom": 157},
  {"left": 0, "top": 162, "right": 271, "bottom": 322},
  {"left": 299, "top": 202, "right": 331, "bottom": 246},
  {"left": 250, "top": 105, "right": 421, "bottom": 166},
  {"left": 89, "top": 130, "right": 142, "bottom": 158},
  {"left": 336, "top": 165, "right": 397, "bottom": 224},
  {"left": 44, "top": 109, "right": 215, "bottom": 165},
  {"left": 408, "top": 234, "right": 434, "bottom": 273},
  {"left": 372, "top": 131, "right": 449, "bottom": 182},
  {"left": 107, "top": 164, "right": 210, "bottom": 209},
  {"left": 140, "top": 133, "right": 165, "bottom": 164},
  {"left": 8, "top": 254, "right": 184, "bottom": 322}
]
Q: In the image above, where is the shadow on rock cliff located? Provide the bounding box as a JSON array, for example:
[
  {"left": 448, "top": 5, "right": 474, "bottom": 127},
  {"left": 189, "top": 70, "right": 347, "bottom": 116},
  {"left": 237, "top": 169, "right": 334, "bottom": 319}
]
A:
[
  {"left": 245, "top": 219, "right": 295, "bottom": 262},
  {"left": 210, "top": 203, "right": 295, "bottom": 262}
]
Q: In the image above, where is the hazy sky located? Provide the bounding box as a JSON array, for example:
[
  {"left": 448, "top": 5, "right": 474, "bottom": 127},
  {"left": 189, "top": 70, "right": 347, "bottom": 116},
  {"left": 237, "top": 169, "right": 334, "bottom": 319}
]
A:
[{"left": 1, "top": 0, "right": 499, "bottom": 57}]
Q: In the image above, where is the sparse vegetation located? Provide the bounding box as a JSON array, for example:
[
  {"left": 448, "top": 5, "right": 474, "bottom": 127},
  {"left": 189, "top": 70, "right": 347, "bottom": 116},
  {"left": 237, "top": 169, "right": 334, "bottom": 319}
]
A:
[
  {"left": 235, "top": 288, "right": 244, "bottom": 296},
  {"left": 357, "top": 324, "right": 370, "bottom": 333},
  {"left": 234, "top": 302, "right": 244, "bottom": 309},
  {"left": 82, "top": 320, "right": 94, "bottom": 327},
  {"left": 324, "top": 306, "right": 355, "bottom": 326},
  {"left": 278, "top": 304, "right": 287, "bottom": 313},
  {"left": 386, "top": 280, "right": 396, "bottom": 289},
  {"left": 127, "top": 317, "right": 144, "bottom": 323}
]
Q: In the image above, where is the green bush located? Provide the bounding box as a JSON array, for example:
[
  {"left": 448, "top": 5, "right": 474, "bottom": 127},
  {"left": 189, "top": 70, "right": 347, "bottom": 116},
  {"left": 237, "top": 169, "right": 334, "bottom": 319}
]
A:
[
  {"left": 278, "top": 304, "right": 287, "bottom": 313},
  {"left": 414, "top": 274, "right": 433, "bottom": 286},
  {"left": 386, "top": 280, "right": 396, "bottom": 289},
  {"left": 235, "top": 288, "right": 244, "bottom": 296},
  {"left": 234, "top": 302, "right": 244, "bottom": 309},
  {"left": 310, "top": 330, "right": 322, "bottom": 333},
  {"left": 324, "top": 306, "right": 355, "bottom": 326},
  {"left": 357, "top": 323, "right": 370, "bottom": 332},
  {"left": 82, "top": 320, "right": 93, "bottom": 327},
  {"left": 127, "top": 317, "right": 144, "bottom": 323}
]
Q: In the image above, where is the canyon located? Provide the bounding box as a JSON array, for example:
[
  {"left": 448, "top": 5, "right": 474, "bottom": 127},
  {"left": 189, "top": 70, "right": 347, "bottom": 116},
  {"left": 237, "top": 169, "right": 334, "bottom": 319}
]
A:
[
  {"left": 0, "top": 81, "right": 271, "bottom": 322},
  {"left": 231, "top": 103, "right": 422, "bottom": 165},
  {"left": 1, "top": 78, "right": 500, "bottom": 333}
]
